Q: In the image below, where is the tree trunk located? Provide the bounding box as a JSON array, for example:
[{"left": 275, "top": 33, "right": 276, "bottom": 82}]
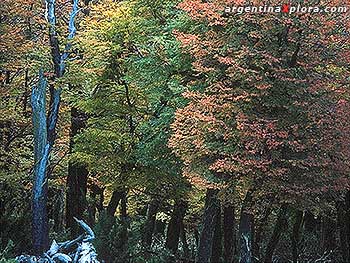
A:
[
  {"left": 66, "top": 108, "right": 88, "bottom": 235},
  {"left": 142, "top": 198, "right": 159, "bottom": 248},
  {"left": 31, "top": 0, "right": 79, "bottom": 254},
  {"left": 180, "top": 222, "right": 190, "bottom": 260},
  {"left": 196, "top": 188, "right": 221, "bottom": 263},
  {"left": 31, "top": 71, "right": 52, "bottom": 255},
  {"left": 320, "top": 216, "right": 336, "bottom": 253},
  {"left": 336, "top": 201, "right": 349, "bottom": 262},
  {"left": 263, "top": 204, "right": 288, "bottom": 263},
  {"left": 238, "top": 190, "right": 254, "bottom": 263},
  {"left": 106, "top": 190, "right": 125, "bottom": 217},
  {"left": 210, "top": 203, "right": 222, "bottom": 263},
  {"left": 291, "top": 210, "right": 303, "bottom": 263},
  {"left": 223, "top": 204, "right": 235, "bottom": 263},
  {"left": 346, "top": 191, "right": 350, "bottom": 256},
  {"left": 165, "top": 200, "right": 187, "bottom": 254},
  {"left": 253, "top": 207, "right": 272, "bottom": 262}
]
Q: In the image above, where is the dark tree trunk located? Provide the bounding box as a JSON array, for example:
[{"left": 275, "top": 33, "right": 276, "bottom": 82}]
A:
[
  {"left": 346, "top": 191, "right": 350, "bottom": 256},
  {"left": 304, "top": 211, "right": 318, "bottom": 232},
  {"left": 142, "top": 198, "right": 159, "bottom": 248},
  {"left": 87, "top": 191, "right": 97, "bottom": 227},
  {"left": 66, "top": 108, "right": 88, "bottom": 236},
  {"left": 165, "top": 200, "right": 188, "bottom": 254},
  {"left": 106, "top": 190, "right": 125, "bottom": 217},
  {"left": 291, "top": 210, "right": 303, "bottom": 263},
  {"left": 253, "top": 207, "right": 272, "bottom": 262},
  {"left": 180, "top": 222, "right": 190, "bottom": 260},
  {"left": 196, "top": 188, "right": 221, "bottom": 263},
  {"left": 121, "top": 191, "right": 128, "bottom": 219},
  {"left": 66, "top": 162, "right": 88, "bottom": 235},
  {"left": 238, "top": 190, "right": 254, "bottom": 263},
  {"left": 210, "top": 203, "right": 222, "bottom": 263},
  {"left": 263, "top": 204, "right": 288, "bottom": 263},
  {"left": 223, "top": 204, "right": 235, "bottom": 263},
  {"left": 320, "top": 216, "right": 336, "bottom": 253},
  {"left": 336, "top": 200, "right": 349, "bottom": 262}
]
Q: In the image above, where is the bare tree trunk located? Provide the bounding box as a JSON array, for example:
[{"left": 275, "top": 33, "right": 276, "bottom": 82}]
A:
[
  {"left": 263, "top": 204, "right": 288, "bottom": 263},
  {"left": 142, "top": 198, "right": 159, "bottom": 248},
  {"left": 66, "top": 108, "right": 88, "bottom": 235},
  {"left": 223, "top": 204, "right": 235, "bottom": 263},
  {"left": 336, "top": 200, "right": 349, "bottom": 262},
  {"left": 253, "top": 207, "right": 272, "bottom": 262},
  {"left": 106, "top": 190, "right": 125, "bottom": 217},
  {"left": 291, "top": 210, "right": 303, "bottom": 263},
  {"left": 180, "top": 222, "right": 190, "bottom": 260},
  {"left": 238, "top": 190, "right": 254, "bottom": 263},
  {"left": 210, "top": 204, "right": 222, "bottom": 263},
  {"left": 31, "top": 72, "right": 50, "bottom": 255},
  {"left": 320, "top": 216, "right": 336, "bottom": 253},
  {"left": 165, "top": 200, "right": 187, "bottom": 254},
  {"left": 196, "top": 188, "right": 221, "bottom": 263},
  {"left": 31, "top": 0, "right": 79, "bottom": 254},
  {"left": 346, "top": 191, "right": 350, "bottom": 257}
]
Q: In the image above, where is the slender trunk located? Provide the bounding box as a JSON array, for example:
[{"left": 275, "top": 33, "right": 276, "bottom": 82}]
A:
[
  {"left": 106, "top": 190, "right": 124, "bottom": 217},
  {"left": 180, "top": 222, "right": 190, "bottom": 260},
  {"left": 320, "top": 216, "right": 336, "bottom": 253},
  {"left": 346, "top": 191, "right": 350, "bottom": 255},
  {"left": 31, "top": 0, "right": 79, "bottom": 254},
  {"left": 196, "top": 188, "right": 220, "bottom": 263},
  {"left": 263, "top": 204, "right": 288, "bottom": 263},
  {"left": 291, "top": 210, "right": 303, "bottom": 263},
  {"left": 165, "top": 200, "right": 187, "bottom": 254},
  {"left": 31, "top": 71, "right": 50, "bottom": 255},
  {"left": 53, "top": 187, "right": 65, "bottom": 232},
  {"left": 336, "top": 201, "right": 349, "bottom": 262},
  {"left": 210, "top": 204, "right": 222, "bottom": 263},
  {"left": 223, "top": 204, "right": 235, "bottom": 263},
  {"left": 66, "top": 108, "right": 88, "bottom": 235},
  {"left": 142, "top": 198, "right": 159, "bottom": 248},
  {"left": 87, "top": 191, "right": 97, "bottom": 227},
  {"left": 238, "top": 190, "right": 254, "bottom": 263},
  {"left": 304, "top": 211, "right": 318, "bottom": 232},
  {"left": 253, "top": 207, "right": 272, "bottom": 262}
]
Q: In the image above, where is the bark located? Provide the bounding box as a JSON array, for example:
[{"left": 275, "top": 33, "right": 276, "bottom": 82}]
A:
[
  {"left": 142, "top": 198, "right": 159, "bottom": 248},
  {"left": 121, "top": 191, "right": 128, "bottom": 219},
  {"left": 66, "top": 163, "right": 88, "bottom": 235},
  {"left": 223, "top": 204, "right": 235, "bottom": 263},
  {"left": 346, "top": 191, "right": 350, "bottom": 256},
  {"left": 210, "top": 203, "right": 222, "bottom": 263},
  {"left": 336, "top": 201, "right": 349, "bottom": 262},
  {"left": 66, "top": 108, "right": 88, "bottom": 235},
  {"left": 180, "top": 222, "right": 190, "bottom": 260},
  {"left": 31, "top": 0, "right": 79, "bottom": 254},
  {"left": 196, "top": 188, "right": 221, "bottom": 263},
  {"left": 320, "top": 216, "right": 336, "bottom": 253},
  {"left": 31, "top": 71, "right": 50, "bottom": 255},
  {"left": 263, "top": 204, "right": 288, "bottom": 263},
  {"left": 253, "top": 207, "right": 272, "bottom": 262},
  {"left": 291, "top": 210, "right": 303, "bottom": 263},
  {"left": 106, "top": 190, "right": 125, "bottom": 217},
  {"left": 87, "top": 190, "right": 97, "bottom": 227},
  {"left": 238, "top": 190, "right": 254, "bottom": 263},
  {"left": 165, "top": 200, "right": 187, "bottom": 254},
  {"left": 304, "top": 211, "right": 318, "bottom": 232}
]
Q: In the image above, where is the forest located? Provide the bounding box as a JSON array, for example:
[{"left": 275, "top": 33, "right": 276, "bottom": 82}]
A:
[{"left": 0, "top": 0, "right": 350, "bottom": 262}]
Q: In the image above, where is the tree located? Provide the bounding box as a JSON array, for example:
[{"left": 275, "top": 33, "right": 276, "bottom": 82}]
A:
[{"left": 31, "top": 0, "right": 79, "bottom": 254}]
